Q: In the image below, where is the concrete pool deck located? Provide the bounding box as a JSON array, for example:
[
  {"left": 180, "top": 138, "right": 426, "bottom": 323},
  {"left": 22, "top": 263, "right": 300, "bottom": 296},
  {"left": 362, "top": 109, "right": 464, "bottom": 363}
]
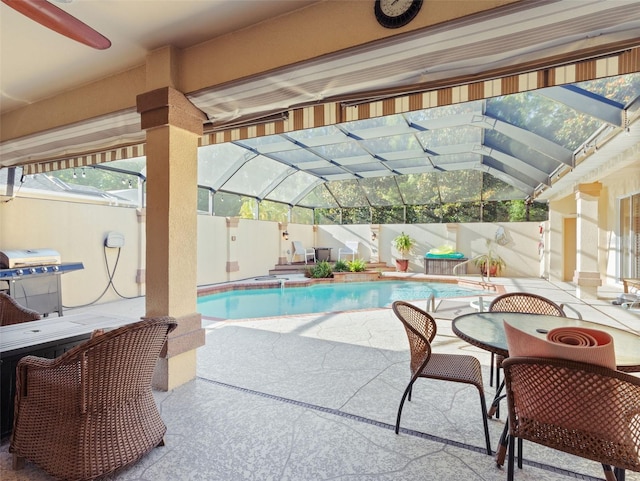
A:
[{"left": 1, "top": 275, "right": 638, "bottom": 481}]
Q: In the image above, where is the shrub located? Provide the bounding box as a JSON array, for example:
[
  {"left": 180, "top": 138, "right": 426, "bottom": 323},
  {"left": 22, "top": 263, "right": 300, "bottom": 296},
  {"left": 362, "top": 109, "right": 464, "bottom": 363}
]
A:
[
  {"left": 305, "top": 260, "right": 333, "bottom": 278},
  {"left": 333, "top": 259, "right": 350, "bottom": 272},
  {"left": 347, "top": 258, "right": 367, "bottom": 272}
]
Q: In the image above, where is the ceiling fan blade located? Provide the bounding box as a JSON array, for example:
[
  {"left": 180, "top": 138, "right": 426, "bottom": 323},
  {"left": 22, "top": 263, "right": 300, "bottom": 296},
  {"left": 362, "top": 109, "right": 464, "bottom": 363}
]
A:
[{"left": 2, "top": 0, "right": 111, "bottom": 50}]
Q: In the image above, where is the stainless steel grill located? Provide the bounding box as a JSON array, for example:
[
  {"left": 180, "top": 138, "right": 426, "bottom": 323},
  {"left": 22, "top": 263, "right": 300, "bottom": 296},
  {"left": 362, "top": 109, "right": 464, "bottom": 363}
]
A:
[{"left": 0, "top": 249, "right": 84, "bottom": 316}]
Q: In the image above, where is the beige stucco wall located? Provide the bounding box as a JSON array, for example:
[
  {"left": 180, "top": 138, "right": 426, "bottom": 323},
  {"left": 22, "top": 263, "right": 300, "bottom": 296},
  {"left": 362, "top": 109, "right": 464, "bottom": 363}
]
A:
[
  {"left": 599, "top": 159, "right": 640, "bottom": 284},
  {"left": 196, "top": 215, "right": 228, "bottom": 286},
  {"left": 1, "top": 193, "right": 546, "bottom": 308},
  {"left": 0, "top": 195, "right": 144, "bottom": 307},
  {"left": 547, "top": 157, "right": 640, "bottom": 286},
  {"left": 318, "top": 222, "right": 541, "bottom": 277},
  {"left": 547, "top": 196, "right": 575, "bottom": 283}
]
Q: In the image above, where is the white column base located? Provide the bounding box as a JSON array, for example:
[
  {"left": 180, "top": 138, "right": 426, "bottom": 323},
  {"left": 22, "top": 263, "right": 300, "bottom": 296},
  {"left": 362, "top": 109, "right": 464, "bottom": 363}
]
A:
[{"left": 573, "top": 270, "right": 602, "bottom": 300}]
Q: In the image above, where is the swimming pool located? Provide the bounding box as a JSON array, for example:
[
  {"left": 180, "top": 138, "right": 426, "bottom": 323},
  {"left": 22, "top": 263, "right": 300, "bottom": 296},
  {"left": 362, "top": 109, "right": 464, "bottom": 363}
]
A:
[{"left": 197, "top": 281, "right": 485, "bottom": 319}]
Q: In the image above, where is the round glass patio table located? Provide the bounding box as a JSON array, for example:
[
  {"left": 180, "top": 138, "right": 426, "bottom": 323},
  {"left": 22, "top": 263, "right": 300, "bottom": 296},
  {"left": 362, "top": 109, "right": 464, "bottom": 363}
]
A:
[
  {"left": 452, "top": 311, "right": 640, "bottom": 373},
  {"left": 452, "top": 311, "right": 640, "bottom": 466}
]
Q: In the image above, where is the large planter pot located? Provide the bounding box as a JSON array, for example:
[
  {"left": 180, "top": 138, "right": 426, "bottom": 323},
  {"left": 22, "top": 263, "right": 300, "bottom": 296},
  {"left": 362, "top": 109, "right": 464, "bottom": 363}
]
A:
[
  {"left": 395, "top": 259, "right": 409, "bottom": 272},
  {"left": 480, "top": 263, "right": 499, "bottom": 277}
]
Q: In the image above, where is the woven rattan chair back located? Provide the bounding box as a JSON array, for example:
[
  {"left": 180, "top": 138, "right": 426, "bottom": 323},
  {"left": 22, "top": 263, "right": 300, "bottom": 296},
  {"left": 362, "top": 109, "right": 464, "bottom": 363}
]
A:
[
  {"left": 503, "top": 356, "right": 640, "bottom": 481},
  {"left": 10, "top": 316, "right": 177, "bottom": 481},
  {"left": 488, "top": 292, "right": 566, "bottom": 316},
  {"left": 0, "top": 292, "right": 41, "bottom": 326},
  {"left": 392, "top": 301, "right": 492, "bottom": 454},
  {"left": 392, "top": 300, "right": 437, "bottom": 374}
]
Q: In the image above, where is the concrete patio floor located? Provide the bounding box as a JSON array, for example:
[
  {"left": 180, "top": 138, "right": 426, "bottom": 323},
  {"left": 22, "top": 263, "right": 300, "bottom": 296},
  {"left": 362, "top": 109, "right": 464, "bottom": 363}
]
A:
[{"left": 1, "top": 276, "right": 638, "bottom": 481}]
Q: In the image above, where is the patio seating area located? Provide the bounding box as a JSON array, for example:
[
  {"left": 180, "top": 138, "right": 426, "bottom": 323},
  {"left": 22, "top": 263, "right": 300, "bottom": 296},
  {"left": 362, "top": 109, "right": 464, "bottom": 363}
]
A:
[{"left": 1, "top": 276, "right": 638, "bottom": 481}]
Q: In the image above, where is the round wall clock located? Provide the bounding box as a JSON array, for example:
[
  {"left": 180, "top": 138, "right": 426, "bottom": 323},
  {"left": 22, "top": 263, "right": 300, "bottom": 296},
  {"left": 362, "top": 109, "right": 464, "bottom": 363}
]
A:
[{"left": 374, "top": 0, "right": 423, "bottom": 29}]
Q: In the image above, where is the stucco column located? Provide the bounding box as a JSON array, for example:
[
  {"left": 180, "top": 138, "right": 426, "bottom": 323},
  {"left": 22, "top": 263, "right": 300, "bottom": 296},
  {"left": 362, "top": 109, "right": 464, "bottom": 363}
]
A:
[
  {"left": 278, "top": 222, "right": 289, "bottom": 265},
  {"left": 137, "top": 86, "right": 207, "bottom": 390},
  {"left": 573, "top": 182, "right": 602, "bottom": 299},
  {"left": 370, "top": 224, "right": 380, "bottom": 263},
  {"left": 446, "top": 223, "right": 459, "bottom": 249},
  {"left": 226, "top": 217, "right": 240, "bottom": 278}
]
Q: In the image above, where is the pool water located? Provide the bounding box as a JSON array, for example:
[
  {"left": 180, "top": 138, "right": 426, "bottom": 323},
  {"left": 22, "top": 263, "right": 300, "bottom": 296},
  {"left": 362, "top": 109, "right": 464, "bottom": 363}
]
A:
[{"left": 197, "top": 281, "right": 484, "bottom": 319}]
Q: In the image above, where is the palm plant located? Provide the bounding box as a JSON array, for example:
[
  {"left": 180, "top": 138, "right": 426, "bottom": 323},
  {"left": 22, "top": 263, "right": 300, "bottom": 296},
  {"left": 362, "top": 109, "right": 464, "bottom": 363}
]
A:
[
  {"left": 393, "top": 232, "right": 416, "bottom": 259},
  {"left": 393, "top": 232, "right": 416, "bottom": 272},
  {"left": 472, "top": 239, "right": 506, "bottom": 279}
]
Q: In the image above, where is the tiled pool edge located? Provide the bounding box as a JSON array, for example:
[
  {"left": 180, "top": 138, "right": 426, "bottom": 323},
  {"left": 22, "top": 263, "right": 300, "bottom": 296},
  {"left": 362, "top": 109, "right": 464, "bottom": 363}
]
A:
[{"left": 197, "top": 273, "right": 504, "bottom": 297}]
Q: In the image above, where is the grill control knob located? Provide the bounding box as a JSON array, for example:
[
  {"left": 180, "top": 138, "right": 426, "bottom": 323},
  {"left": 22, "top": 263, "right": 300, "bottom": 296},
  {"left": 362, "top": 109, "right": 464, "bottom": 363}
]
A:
[
  {"left": 41, "top": 266, "right": 48, "bottom": 272},
  {"left": 52, "top": 265, "right": 59, "bottom": 272},
  {"left": 29, "top": 268, "right": 36, "bottom": 274},
  {"left": 16, "top": 269, "right": 23, "bottom": 275}
]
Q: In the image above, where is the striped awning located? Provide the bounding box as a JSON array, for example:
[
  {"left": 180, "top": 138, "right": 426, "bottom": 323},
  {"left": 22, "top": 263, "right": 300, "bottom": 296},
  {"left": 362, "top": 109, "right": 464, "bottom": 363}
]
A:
[
  {"left": 7, "top": 47, "right": 639, "bottom": 178},
  {"left": 200, "top": 51, "right": 640, "bottom": 148},
  {"left": 4, "top": 109, "right": 144, "bottom": 175}
]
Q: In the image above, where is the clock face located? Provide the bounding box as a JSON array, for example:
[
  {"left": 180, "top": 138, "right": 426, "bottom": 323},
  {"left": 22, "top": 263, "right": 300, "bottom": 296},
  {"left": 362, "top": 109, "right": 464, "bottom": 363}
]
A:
[{"left": 374, "top": 0, "right": 422, "bottom": 28}]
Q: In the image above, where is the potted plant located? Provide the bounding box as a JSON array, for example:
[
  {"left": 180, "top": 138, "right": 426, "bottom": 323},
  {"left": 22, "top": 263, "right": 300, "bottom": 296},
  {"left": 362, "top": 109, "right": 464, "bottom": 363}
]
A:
[
  {"left": 472, "top": 239, "right": 506, "bottom": 279},
  {"left": 392, "top": 232, "right": 416, "bottom": 272}
]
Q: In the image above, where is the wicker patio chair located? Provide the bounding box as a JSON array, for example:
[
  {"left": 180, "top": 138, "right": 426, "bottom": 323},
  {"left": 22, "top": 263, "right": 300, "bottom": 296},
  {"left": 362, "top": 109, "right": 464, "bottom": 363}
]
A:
[
  {"left": 9, "top": 316, "right": 177, "bottom": 481},
  {"left": 392, "top": 301, "right": 492, "bottom": 455},
  {"left": 0, "top": 292, "right": 41, "bottom": 326},
  {"left": 488, "top": 292, "right": 566, "bottom": 416},
  {"left": 502, "top": 356, "right": 640, "bottom": 481}
]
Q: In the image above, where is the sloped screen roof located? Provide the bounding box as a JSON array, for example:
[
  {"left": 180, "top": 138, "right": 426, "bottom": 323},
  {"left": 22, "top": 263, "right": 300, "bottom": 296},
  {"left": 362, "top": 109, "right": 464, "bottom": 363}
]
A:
[
  {"left": 8, "top": 73, "right": 637, "bottom": 211},
  {"left": 192, "top": 74, "right": 638, "bottom": 208}
]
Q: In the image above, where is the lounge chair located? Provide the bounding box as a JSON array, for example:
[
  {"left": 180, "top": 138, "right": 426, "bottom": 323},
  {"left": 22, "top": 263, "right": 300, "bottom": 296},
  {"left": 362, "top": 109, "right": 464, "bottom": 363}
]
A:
[
  {"left": 338, "top": 241, "right": 358, "bottom": 261},
  {"left": 622, "top": 278, "right": 640, "bottom": 293},
  {"left": 291, "top": 241, "right": 315, "bottom": 264},
  {"left": 614, "top": 278, "right": 640, "bottom": 309}
]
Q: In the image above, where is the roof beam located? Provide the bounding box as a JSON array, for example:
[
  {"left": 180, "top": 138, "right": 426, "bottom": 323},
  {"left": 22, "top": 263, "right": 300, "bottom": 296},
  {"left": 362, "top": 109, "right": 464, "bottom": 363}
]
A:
[
  {"left": 289, "top": 179, "right": 325, "bottom": 206},
  {"left": 477, "top": 164, "right": 534, "bottom": 195},
  {"left": 484, "top": 149, "right": 550, "bottom": 187},
  {"left": 486, "top": 117, "right": 573, "bottom": 166},
  {"left": 256, "top": 167, "right": 298, "bottom": 201},
  {"left": 481, "top": 157, "right": 540, "bottom": 191},
  {"left": 207, "top": 146, "right": 257, "bottom": 190},
  {"left": 426, "top": 142, "right": 550, "bottom": 186},
  {"left": 413, "top": 112, "right": 573, "bottom": 166},
  {"left": 537, "top": 85, "right": 625, "bottom": 127}
]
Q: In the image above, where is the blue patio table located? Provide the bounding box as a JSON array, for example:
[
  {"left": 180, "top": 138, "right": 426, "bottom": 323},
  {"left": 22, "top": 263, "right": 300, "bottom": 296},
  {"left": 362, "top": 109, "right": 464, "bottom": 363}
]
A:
[{"left": 452, "top": 311, "right": 640, "bottom": 465}]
